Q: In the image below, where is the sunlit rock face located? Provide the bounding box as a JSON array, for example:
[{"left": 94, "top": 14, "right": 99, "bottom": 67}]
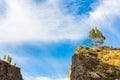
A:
[
  {"left": 0, "top": 60, "right": 23, "bottom": 80},
  {"left": 69, "top": 46, "right": 120, "bottom": 80}
]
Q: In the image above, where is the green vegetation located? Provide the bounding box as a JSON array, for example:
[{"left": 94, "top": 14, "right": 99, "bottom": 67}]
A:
[
  {"left": 88, "top": 27, "right": 106, "bottom": 47},
  {"left": 1, "top": 55, "right": 17, "bottom": 67},
  {"left": 7, "top": 55, "right": 12, "bottom": 64}
]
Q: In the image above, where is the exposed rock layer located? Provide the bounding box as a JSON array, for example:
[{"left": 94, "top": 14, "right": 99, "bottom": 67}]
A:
[
  {"left": 70, "top": 46, "right": 120, "bottom": 80},
  {"left": 0, "top": 60, "right": 23, "bottom": 80}
]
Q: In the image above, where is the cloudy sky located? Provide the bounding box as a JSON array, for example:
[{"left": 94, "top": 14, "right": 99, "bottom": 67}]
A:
[{"left": 0, "top": 0, "right": 120, "bottom": 80}]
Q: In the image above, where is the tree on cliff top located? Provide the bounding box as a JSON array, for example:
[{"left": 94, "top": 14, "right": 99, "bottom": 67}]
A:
[{"left": 88, "top": 27, "right": 106, "bottom": 47}]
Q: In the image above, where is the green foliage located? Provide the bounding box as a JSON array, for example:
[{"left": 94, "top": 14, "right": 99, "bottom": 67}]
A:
[
  {"left": 1, "top": 55, "right": 17, "bottom": 67},
  {"left": 89, "top": 28, "right": 96, "bottom": 39},
  {"left": 88, "top": 27, "right": 106, "bottom": 47},
  {"left": 7, "top": 55, "right": 12, "bottom": 64}
]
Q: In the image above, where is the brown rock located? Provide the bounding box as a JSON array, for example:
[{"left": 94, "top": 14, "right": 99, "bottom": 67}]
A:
[
  {"left": 0, "top": 60, "right": 23, "bottom": 80},
  {"left": 69, "top": 46, "right": 120, "bottom": 80}
]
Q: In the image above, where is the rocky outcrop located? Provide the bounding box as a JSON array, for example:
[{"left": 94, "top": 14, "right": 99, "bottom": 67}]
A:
[
  {"left": 69, "top": 46, "right": 120, "bottom": 80},
  {"left": 0, "top": 60, "right": 23, "bottom": 80}
]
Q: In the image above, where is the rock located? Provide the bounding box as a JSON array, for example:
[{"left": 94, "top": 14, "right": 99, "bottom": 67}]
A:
[
  {"left": 69, "top": 46, "right": 120, "bottom": 80},
  {"left": 90, "top": 72, "right": 100, "bottom": 79},
  {"left": 115, "top": 78, "right": 120, "bottom": 80},
  {"left": 0, "top": 60, "right": 23, "bottom": 80}
]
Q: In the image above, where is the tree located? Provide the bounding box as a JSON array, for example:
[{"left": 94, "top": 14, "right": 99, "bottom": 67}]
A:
[{"left": 88, "top": 27, "right": 106, "bottom": 47}]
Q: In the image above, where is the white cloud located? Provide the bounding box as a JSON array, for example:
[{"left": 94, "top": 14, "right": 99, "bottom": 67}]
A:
[
  {"left": 35, "top": 76, "right": 68, "bottom": 80},
  {"left": 22, "top": 72, "right": 68, "bottom": 80},
  {"left": 0, "top": 0, "right": 88, "bottom": 43},
  {"left": 22, "top": 75, "right": 68, "bottom": 80},
  {"left": 88, "top": 0, "right": 120, "bottom": 27},
  {"left": 0, "top": 0, "right": 120, "bottom": 43},
  {"left": 36, "top": 77, "right": 51, "bottom": 80}
]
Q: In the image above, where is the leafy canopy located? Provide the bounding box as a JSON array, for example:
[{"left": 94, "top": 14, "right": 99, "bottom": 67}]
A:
[{"left": 88, "top": 27, "right": 106, "bottom": 47}]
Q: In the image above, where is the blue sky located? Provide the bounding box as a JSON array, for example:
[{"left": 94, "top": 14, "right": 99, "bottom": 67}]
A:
[{"left": 0, "top": 0, "right": 120, "bottom": 80}]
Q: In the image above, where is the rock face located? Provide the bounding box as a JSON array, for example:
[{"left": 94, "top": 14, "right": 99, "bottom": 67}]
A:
[
  {"left": 69, "top": 46, "right": 120, "bottom": 80},
  {"left": 0, "top": 60, "right": 23, "bottom": 80}
]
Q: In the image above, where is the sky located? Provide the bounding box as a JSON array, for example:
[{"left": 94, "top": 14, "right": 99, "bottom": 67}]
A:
[{"left": 0, "top": 0, "right": 120, "bottom": 80}]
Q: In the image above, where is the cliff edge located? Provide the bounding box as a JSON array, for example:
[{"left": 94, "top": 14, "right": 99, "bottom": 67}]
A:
[
  {"left": 0, "top": 60, "right": 23, "bottom": 80},
  {"left": 69, "top": 46, "right": 120, "bottom": 80}
]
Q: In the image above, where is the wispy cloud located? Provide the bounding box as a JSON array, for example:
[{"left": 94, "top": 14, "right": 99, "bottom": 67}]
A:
[
  {"left": 35, "top": 76, "right": 68, "bottom": 80},
  {"left": 22, "top": 75, "right": 68, "bottom": 80},
  {"left": 0, "top": 0, "right": 120, "bottom": 43},
  {"left": 0, "top": 0, "right": 93, "bottom": 43},
  {"left": 89, "top": 0, "right": 120, "bottom": 27}
]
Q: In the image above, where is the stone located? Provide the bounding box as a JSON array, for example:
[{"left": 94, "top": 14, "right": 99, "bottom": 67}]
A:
[
  {"left": 69, "top": 46, "right": 120, "bottom": 80},
  {"left": 0, "top": 60, "right": 23, "bottom": 80}
]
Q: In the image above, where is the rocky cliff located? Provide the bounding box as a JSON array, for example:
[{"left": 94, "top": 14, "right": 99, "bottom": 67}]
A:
[
  {"left": 69, "top": 46, "right": 120, "bottom": 80},
  {"left": 0, "top": 60, "right": 23, "bottom": 80}
]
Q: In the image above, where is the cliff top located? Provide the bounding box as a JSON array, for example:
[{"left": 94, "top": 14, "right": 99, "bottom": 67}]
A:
[
  {"left": 0, "top": 59, "right": 23, "bottom": 80},
  {"left": 75, "top": 46, "right": 120, "bottom": 67},
  {"left": 70, "top": 46, "right": 120, "bottom": 80}
]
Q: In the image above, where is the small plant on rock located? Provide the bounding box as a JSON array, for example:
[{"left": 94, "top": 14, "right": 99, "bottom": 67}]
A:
[{"left": 7, "top": 55, "right": 12, "bottom": 64}]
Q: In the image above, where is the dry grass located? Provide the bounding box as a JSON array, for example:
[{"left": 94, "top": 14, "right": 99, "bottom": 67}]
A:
[{"left": 98, "top": 49, "right": 120, "bottom": 67}]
